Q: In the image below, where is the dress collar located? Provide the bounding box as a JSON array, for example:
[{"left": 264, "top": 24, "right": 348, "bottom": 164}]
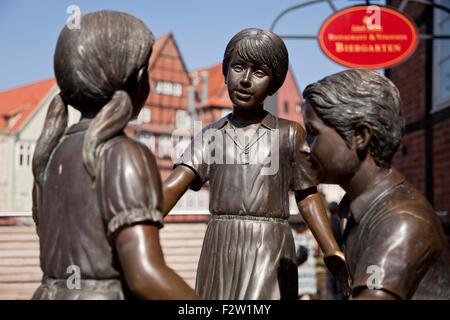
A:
[
  {"left": 216, "top": 111, "right": 278, "bottom": 130},
  {"left": 65, "top": 118, "right": 93, "bottom": 135}
]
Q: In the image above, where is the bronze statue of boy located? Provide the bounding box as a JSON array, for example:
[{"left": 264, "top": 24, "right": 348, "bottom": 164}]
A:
[
  {"left": 163, "top": 28, "right": 346, "bottom": 299},
  {"left": 303, "top": 68, "right": 450, "bottom": 300},
  {"left": 31, "top": 11, "right": 198, "bottom": 300}
]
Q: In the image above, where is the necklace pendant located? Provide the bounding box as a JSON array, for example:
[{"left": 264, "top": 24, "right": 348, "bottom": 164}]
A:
[{"left": 241, "top": 150, "right": 249, "bottom": 165}]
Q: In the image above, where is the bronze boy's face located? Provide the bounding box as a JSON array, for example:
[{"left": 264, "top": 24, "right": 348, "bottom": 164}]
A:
[
  {"left": 303, "top": 101, "right": 360, "bottom": 184},
  {"left": 226, "top": 49, "right": 273, "bottom": 110}
]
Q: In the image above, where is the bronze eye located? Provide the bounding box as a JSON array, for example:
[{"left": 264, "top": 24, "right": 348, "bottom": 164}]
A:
[
  {"left": 254, "top": 70, "right": 266, "bottom": 78},
  {"left": 232, "top": 64, "right": 243, "bottom": 72}
]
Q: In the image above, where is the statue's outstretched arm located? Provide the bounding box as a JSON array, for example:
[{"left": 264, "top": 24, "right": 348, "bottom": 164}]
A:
[
  {"left": 296, "top": 188, "right": 350, "bottom": 296},
  {"left": 116, "top": 224, "right": 199, "bottom": 300},
  {"left": 162, "top": 165, "right": 196, "bottom": 216}
]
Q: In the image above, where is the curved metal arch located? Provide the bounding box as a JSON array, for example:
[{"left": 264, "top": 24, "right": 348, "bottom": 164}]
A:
[
  {"left": 269, "top": 0, "right": 337, "bottom": 32},
  {"left": 270, "top": 0, "right": 450, "bottom": 39}
]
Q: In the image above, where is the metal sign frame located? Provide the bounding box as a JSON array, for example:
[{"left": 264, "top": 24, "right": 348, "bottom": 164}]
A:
[{"left": 269, "top": 0, "right": 450, "bottom": 40}]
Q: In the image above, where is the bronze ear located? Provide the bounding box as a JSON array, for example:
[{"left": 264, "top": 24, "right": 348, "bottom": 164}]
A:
[{"left": 354, "top": 122, "right": 373, "bottom": 152}]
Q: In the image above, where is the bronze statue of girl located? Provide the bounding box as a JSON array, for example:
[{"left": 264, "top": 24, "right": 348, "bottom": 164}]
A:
[
  {"left": 31, "top": 10, "right": 198, "bottom": 300},
  {"left": 163, "top": 28, "right": 347, "bottom": 299}
]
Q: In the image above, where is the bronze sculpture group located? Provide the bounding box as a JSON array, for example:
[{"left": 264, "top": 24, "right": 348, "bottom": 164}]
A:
[{"left": 31, "top": 10, "right": 450, "bottom": 300}]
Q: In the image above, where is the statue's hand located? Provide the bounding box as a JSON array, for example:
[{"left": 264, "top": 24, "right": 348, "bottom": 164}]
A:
[{"left": 323, "top": 250, "right": 351, "bottom": 296}]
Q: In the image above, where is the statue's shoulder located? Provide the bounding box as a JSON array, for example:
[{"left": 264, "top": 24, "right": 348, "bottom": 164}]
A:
[
  {"left": 203, "top": 115, "right": 230, "bottom": 131},
  {"left": 100, "top": 134, "right": 155, "bottom": 163},
  {"left": 275, "top": 117, "right": 306, "bottom": 141}
]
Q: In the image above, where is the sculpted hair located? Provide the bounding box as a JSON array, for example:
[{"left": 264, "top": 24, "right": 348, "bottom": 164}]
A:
[
  {"left": 303, "top": 68, "right": 404, "bottom": 168},
  {"left": 222, "top": 28, "right": 289, "bottom": 93},
  {"left": 33, "top": 10, "right": 154, "bottom": 188}
]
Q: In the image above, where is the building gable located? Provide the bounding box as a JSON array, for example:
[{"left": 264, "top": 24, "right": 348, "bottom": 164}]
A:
[
  {"left": 277, "top": 68, "right": 304, "bottom": 125},
  {"left": 148, "top": 34, "right": 191, "bottom": 112},
  {"left": 0, "top": 79, "right": 56, "bottom": 133}
]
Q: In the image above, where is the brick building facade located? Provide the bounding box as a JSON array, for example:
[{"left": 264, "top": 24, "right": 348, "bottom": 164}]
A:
[{"left": 388, "top": 0, "right": 450, "bottom": 223}]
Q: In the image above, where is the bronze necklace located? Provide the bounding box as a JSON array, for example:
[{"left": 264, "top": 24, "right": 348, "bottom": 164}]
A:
[{"left": 226, "top": 119, "right": 266, "bottom": 165}]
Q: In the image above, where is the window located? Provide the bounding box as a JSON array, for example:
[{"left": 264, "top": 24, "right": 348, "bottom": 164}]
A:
[
  {"left": 15, "top": 141, "right": 34, "bottom": 169},
  {"left": 158, "top": 135, "right": 173, "bottom": 158},
  {"left": 130, "top": 108, "right": 151, "bottom": 125},
  {"left": 152, "top": 80, "right": 183, "bottom": 97},
  {"left": 433, "top": 0, "right": 450, "bottom": 111},
  {"left": 296, "top": 102, "right": 302, "bottom": 113},
  {"left": 176, "top": 110, "right": 191, "bottom": 130},
  {"left": 284, "top": 101, "right": 289, "bottom": 113},
  {"left": 139, "top": 108, "right": 151, "bottom": 123},
  {"left": 138, "top": 133, "right": 155, "bottom": 152},
  {"left": 172, "top": 133, "right": 191, "bottom": 160}
]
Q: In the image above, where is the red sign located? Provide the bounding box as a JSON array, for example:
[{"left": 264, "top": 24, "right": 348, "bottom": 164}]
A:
[{"left": 318, "top": 6, "right": 419, "bottom": 69}]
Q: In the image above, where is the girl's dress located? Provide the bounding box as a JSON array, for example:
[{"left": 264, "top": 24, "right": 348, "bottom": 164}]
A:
[
  {"left": 176, "top": 112, "right": 317, "bottom": 299},
  {"left": 32, "top": 119, "right": 164, "bottom": 299}
]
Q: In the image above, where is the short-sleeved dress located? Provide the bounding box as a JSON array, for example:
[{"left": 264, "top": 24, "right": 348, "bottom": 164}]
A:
[
  {"left": 175, "top": 111, "right": 317, "bottom": 300},
  {"left": 32, "top": 118, "right": 164, "bottom": 300}
]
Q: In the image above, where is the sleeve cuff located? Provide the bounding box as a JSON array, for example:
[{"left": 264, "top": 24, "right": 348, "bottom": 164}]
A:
[{"left": 107, "top": 208, "right": 164, "bottom": 238}]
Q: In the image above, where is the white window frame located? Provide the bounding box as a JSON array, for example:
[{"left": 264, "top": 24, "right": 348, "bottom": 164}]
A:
[
  {"left": 152, "top": 80, "right": 183, "bottom": 97},
  {"left": 433, "top": 0, "right": 450, "bottom": 112},
  {"left": 138, "top": 133, "right": 155, "bottom": 152},
  {"left": 158, "top": 135, "right": 173, "bottom": 158},
  {"left": 15, "top": 141, "right": 35, "bottom": 170},
  {"left": 139, "top": 108, "right": 151, "bottom": 123},
  {"left": 130, "top": 108, "right": 151, "bottom": 125},
  {"left": 176, "top": 109, "right": 191, "bottom": 130}
]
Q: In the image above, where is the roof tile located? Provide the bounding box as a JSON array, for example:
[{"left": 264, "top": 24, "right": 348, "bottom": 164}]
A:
[{"left": 0, "top": 78, "right": 56, "bottom": 132}]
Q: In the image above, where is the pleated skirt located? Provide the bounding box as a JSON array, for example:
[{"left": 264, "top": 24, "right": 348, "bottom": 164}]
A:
[{"left": 195, "top": 214, "right": 298, "bottom": 300}]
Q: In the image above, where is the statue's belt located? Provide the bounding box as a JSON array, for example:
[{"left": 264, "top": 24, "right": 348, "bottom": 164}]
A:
[{"left": 211, "top": 214, "right": 289, "bottom": 224}]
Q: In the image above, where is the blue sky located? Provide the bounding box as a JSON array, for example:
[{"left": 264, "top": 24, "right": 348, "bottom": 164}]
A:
[{"left": 0, "top": 0, "right": 385, "bottom": 92}]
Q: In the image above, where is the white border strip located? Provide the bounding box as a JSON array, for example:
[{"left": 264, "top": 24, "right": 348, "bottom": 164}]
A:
[{"left": 0, "top": 212, "right": 32, "bottom": 217}]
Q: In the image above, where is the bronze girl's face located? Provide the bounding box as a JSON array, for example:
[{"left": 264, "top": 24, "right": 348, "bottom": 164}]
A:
[
  {"left": 226, "top": 49, "right": 273, "bottom": 110},
  {"left": 303, "top": 101, "right": 360, "bottom": 184}
]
